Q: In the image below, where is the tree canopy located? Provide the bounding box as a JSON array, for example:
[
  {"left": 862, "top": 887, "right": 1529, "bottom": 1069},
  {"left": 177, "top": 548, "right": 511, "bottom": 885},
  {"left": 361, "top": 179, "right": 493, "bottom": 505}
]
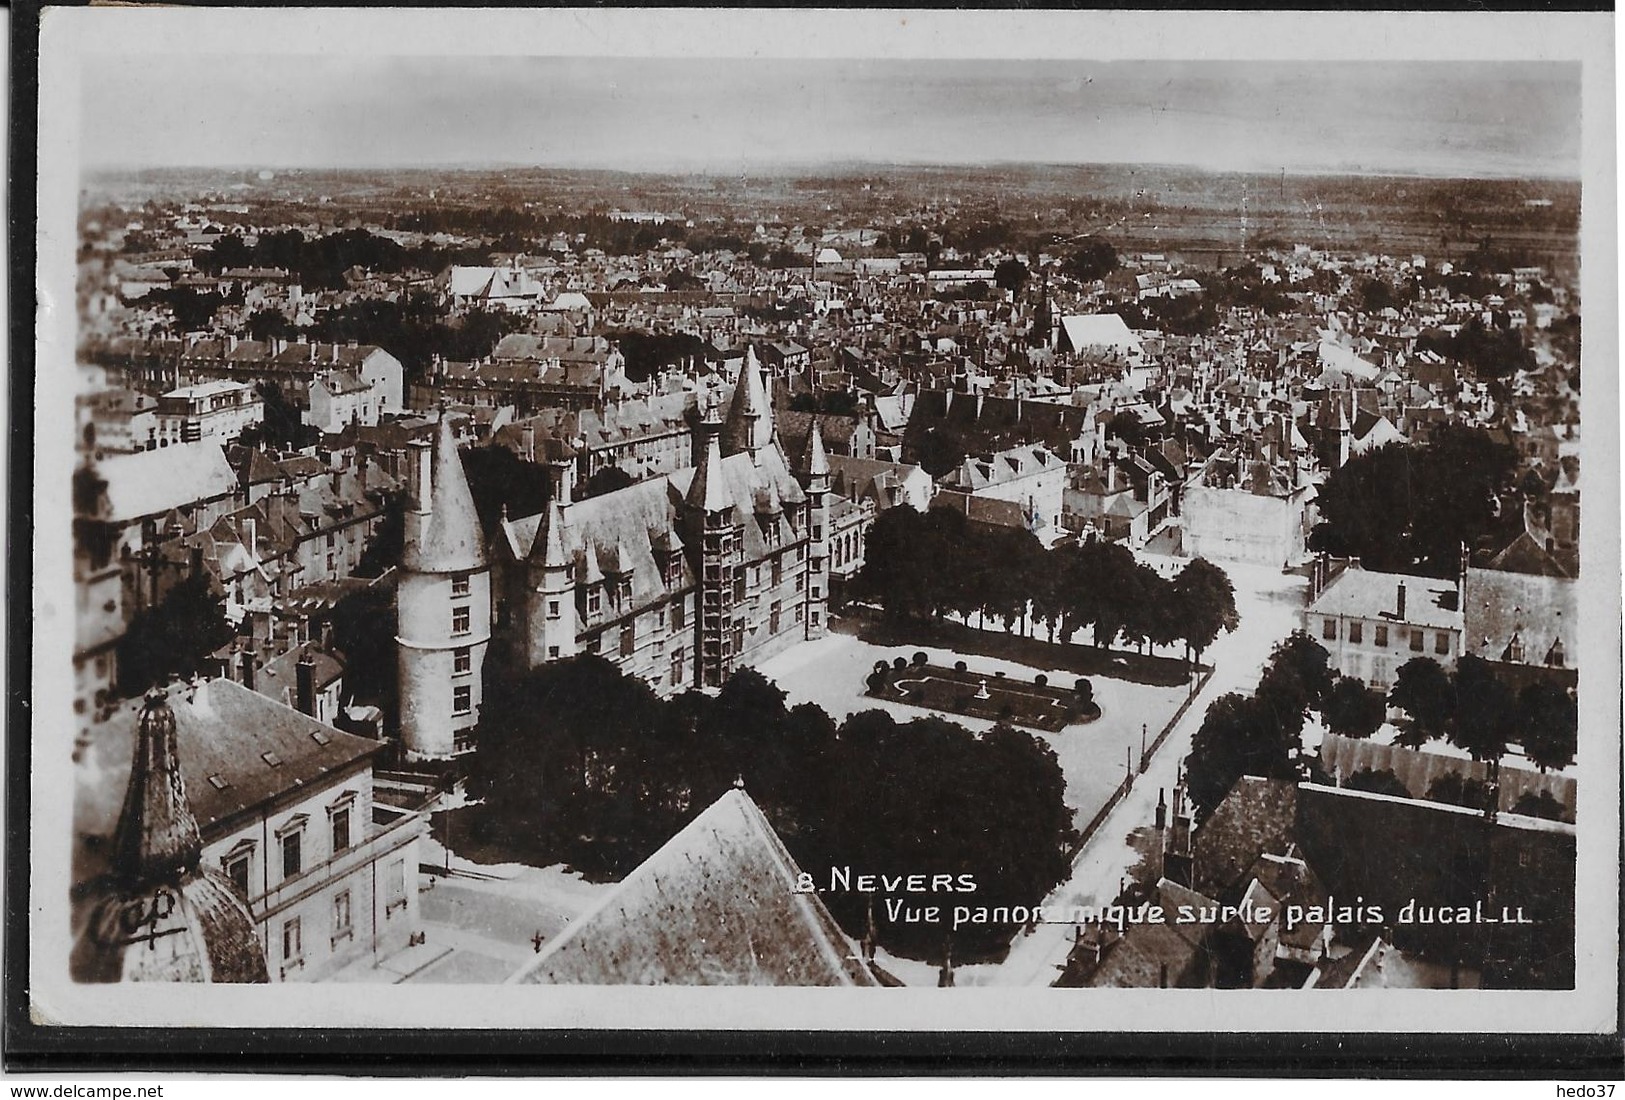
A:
[
  {"left": 116, "top": 572, "right": 236, "bottom": 696},
  {"left": 1308, "top": 425, "right": 1520, "bottom": 577},
  {"left": 464, "top": 656, "right": 1077, "bottom": 959}
]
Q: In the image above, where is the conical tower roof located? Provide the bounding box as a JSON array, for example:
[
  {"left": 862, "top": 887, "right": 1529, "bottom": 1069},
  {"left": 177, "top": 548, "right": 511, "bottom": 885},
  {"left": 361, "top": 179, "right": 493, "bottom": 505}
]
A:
[
  {"left": 112, "top": 687, "right": 204, "bottom": 885},
  {"left": 404, "top": 415, "right": 487, "bottom": 574},
  {"left": 531, "top": 499, "right": 572, "bottom": 570},
  {"left": 804, "top": 417, "right": 830, "bottom": 479},
  {"left": 73, "top": 688, "right": 269, "bottom": 984},
  {"left": 686, "top": 416, "right": 733, "bottom": 515},
  {"left": 721, "top": 346, "right": 774, "bottom": 457}
]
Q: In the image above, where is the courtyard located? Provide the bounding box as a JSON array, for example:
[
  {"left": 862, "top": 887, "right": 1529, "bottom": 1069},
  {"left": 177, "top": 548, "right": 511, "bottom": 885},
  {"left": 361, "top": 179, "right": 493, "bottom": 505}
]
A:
[{"left": 753, "top": 628, "right": 1196, "bottom": 836}]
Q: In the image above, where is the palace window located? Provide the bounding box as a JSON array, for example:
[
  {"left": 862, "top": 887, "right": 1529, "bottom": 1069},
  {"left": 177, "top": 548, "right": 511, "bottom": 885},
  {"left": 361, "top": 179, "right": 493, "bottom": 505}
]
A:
[
  {"left": 332, "top": 891, "right": 353, "bottom": 944},
  {"left": 1322, "top": 618, "right": 1337, "bottom": 641},
  {"left": 1375, "top": 625, "right": 1389, "bottom": 648},
  {"left": 621, "top": 622, "right": 636, "bottom": 657},
  {"left": 385, "top": 858, "right": 407, "bottom": 916},
  {"left": 1409, "top": 629, "right": 1424, "bottom": 652},
  {"left": 548, "top": 645, "right": 560, "bottom": 659},
  {"left": 547, "top": 599, "right": 560, "bottom": 620},
  {"left": 770, "top": 601, "right": 781, "bottom": 634},
  {"left": 329, "top": 802, "right": 352, "bottom": 854},
  {"left": 451, "top": 572, "right": 470, "bottom": 597},
  {"left": 453, "top": 685, "right": 472, "bottom": 716},
  {"left": 452, "top": 606, "right": 471, "bottom": 636},
  {"left": 772, "top": 557, "right": 783, "bottom": 586},
  {"left": 673, "top": 600, "right": 686, "bottom": 632},
  {"left": 587, "top": 588, "right": 601, "bottom": 615},
  {"left": 282, "top": 917, "right": 303, "bottom": 964},
  {"left": 1348, "top": 621, "right": 1363, "bottom": 645},
  {"left": 1435, "top": 632, "right": 1451, "bottom": 656},
  {"left": 671, "top": 647, "right": 685, "bottom": 684},
  {"left": 279, "top": 825, "right": 304, "bottom": 881},
  {"left": 454, "top": 646, "right": 472, "bottom": 675},
  {"left": 222, "top": 846, "right": 253, "bottom": 899}
]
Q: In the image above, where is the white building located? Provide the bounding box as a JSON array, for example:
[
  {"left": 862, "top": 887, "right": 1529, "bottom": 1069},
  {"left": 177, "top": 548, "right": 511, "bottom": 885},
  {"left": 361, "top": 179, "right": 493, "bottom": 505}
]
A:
[
  {"left": 73, "top": 679, "right": 427, "bottom": 983},
  {"left": 1303, "top": 563, "right": 1463, "bottom": 690},
  {"left": 306, "top": 370, "right": 384, "bottom": 434},
  {"left": 155, "top": 380, "right": 263, "bottom": 447}
]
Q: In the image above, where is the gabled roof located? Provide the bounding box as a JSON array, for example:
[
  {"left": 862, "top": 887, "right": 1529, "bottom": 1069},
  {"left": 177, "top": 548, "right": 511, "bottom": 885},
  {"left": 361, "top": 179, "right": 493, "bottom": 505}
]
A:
[
  {"left": 1463, "top": 565, "right": 1577, "bottom": 668},
  {"left": 508, "top": 788, "right": 880, "bottom": 986}
]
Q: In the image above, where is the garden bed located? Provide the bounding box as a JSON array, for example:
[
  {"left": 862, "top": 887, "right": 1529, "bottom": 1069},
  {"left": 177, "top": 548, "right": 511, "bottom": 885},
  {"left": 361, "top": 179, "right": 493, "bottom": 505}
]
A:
[{"left": 864, "top": 655, "right": 1102, "bottom": 733}]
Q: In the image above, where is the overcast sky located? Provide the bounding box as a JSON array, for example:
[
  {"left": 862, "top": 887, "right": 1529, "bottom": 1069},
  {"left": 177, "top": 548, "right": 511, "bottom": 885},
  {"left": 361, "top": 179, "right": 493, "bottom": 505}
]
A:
[{"left": 80, "top": 58, "right": 1580, "bottom": 178}]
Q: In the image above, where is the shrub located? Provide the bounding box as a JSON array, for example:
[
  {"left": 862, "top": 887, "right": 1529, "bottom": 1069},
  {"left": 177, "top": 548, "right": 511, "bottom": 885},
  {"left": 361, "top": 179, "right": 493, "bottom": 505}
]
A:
[
  {"left": 913, "top": 651, "right": 929, "bottom": 667},
  {"left": 999, "top": 705, "right": 1015, "bottom": 720},
  {"left": 866, "top": 672, "right": 886, "bottom": 693},
  {"left": 1034, "top": 674, "right": 1049, "bottom": 688},
  {"left": 954, "top": 660, "right": 968, "bottom": 673},
  {"left": 1511, "top": 789, "right": 1566, "bottom": 821},
  {"left": 1075, "top": 678, "right": 1093, "bottom": 702},
  {"left": 995, "top": 670, "right": 1006, "bottom": 679},
  {"left": 893, "top": 657, "right": 908, "bottom": 670},
  {"left": 875, "top": 660, "right": 890, "bottom": 675}
]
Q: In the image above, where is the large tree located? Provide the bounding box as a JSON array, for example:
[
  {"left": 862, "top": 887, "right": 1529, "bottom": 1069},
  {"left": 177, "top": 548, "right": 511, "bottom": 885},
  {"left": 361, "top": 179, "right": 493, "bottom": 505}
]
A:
[
  {"left": 1450, "top": 654, "right": 1517, "bottom": 763},
  {"left": 1173, "top": 558, "right": 1240, "bottom": 666},
  {"left": 1320, "top": 675, "right": 1387, "bottom": 740},
  {"left": 464, "top": 659, "right": 1076, "bottom": 960},
  {"left": 115, "top": 572, "right": 236, "bottom": 696},
  {"left": 1517, "top": 681, "right": 1578, "bottom": 773},
  {"left": 1387, "top": 657, "right": 1456, "bottom": 746},
  {"left": 1308, "top": 425, "right": 1519, "bottom": 577},
  {"left": 1186, "top": 692, "right": 1297, "bottom": 821}
]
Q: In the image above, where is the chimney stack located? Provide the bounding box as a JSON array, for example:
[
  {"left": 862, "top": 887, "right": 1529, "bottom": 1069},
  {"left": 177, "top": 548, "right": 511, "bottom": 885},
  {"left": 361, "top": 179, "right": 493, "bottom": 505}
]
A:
[
  {"left": 240, "top": 646, "right": 256, "bottom": 693},
  {"left": 295, "top": 653, "right": 317, "bottom": 718},
  {"left": 1396, "top": 582, "right": 1407, "bottom": 620}
]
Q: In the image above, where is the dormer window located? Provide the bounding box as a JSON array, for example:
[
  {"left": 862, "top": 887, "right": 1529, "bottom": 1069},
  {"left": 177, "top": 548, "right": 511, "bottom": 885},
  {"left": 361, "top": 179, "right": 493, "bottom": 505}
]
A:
[
  {"left": 587, "top": 587, "right": 601, "bottom": 615},
  {"left": 1503, "top": 632, "right": 1525, "bottom": 664},
  {"left": 1546, "top": 637, "right": 1566, "bottom": 668}
]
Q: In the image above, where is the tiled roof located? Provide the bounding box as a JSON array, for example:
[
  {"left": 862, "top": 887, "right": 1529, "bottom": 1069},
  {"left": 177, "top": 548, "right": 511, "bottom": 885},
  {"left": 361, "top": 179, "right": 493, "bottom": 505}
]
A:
[
  {"left": 510, "top": 788, "right": 879, "bottom": 985},
  {"left": 404, "top": 417, "right": 486, "bottom": 574}
]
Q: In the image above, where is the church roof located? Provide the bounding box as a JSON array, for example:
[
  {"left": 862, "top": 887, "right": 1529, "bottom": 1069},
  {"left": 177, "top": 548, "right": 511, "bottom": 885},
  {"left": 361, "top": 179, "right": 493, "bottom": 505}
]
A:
[
  {"left": 508, "top": 788, "right": 880, "bottom": 986},
  {"left": 403, "top": 415, "right": 487, "bottom": 574}
]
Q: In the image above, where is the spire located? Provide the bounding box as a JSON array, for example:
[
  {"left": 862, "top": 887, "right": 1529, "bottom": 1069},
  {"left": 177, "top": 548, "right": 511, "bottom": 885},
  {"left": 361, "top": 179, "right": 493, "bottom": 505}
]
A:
[
  {"left": 806, "top": 416, "right": 830, "bottom": 479},
  {"left": 687, "top": 398, "right": 732, "bottom": 514},
  {"left": 403, "top": 414, "right": 486, "bottom": 573},
  {"left": 111, "top": 687, "right": 203, "bottom": 886},
  {"left": 721, "top": 345, "right": 774, "bottom": 458},
  {"left": 533, "top": 498, "right": 571, "bottom": 569}
]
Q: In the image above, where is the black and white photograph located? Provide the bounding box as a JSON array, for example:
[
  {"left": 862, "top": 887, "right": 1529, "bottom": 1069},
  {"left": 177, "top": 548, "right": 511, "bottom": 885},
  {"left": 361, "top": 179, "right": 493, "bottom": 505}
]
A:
[{"left": 20, "top": 5, "right": 1619, "bottom": 1041}]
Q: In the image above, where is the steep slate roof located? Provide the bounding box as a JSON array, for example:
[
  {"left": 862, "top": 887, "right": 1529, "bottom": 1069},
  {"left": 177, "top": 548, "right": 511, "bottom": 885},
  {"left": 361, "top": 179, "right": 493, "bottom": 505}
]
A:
[
  {"left": 75, "top": 679, "right": 381, "bottom": 881},
  {"left": 97, "top": 443, "right": 238, "bottom": 522},
  {"left": 404, "top": 416, "right": 486, "bottom": 574},
  {"left": 1462, "top": 566, "right": 1577, "bottom": 668},
  {"left": 509, "top": 788, "right": 880, "bottom": 986},
  {"left": 1193, "top": 776, "right": 1300, "bottom": 899}
]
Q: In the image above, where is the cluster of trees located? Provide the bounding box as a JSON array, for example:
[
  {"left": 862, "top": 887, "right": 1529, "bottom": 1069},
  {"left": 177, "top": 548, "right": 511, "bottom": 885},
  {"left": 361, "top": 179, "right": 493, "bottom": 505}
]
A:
[
  {"left": 465, "top": 657, "right": 1077, "bottom": 959},
  {"left": 135, "top": 283, "right": 245, "bottom": 333},
  {"left": 1342, "top": 767, "right": 1567, "bottom": 821},
  {"left": 788, "top": 390, "right": 862, "bottom": 417},
  {"left": 1185, "top": 633, "right": 1334, "bottom": 820},
  {"left": 237, "top": 383, "right": 319, "bottom": 450},
  {"left": 1062, "top": 241, "right": 1119, "bottom": 283},
  {"left": 1416, "top": 315, "right": 1536, "bottom": 381},
  {"left": 1386, "top": 655, "right": 1577, "bottom": 772},
  {"left": 1308, "top": 425, "right": 1520, "bottom": 577},
  {"left": 1186, "top": 631, "right": 1577, "bottom": 823},
  {"left": 196, "top": 229, "right": 491, "bottom": 292},
  {"left": 460, "top": 445, "right": 554, "bottom": 535},
  {"left": 855, "top": 506, "right": 1238, "bottom": 665},
  {"left": 114, "top": 573, "right": 237, "bottom": 696},
  {"left": 600, "top": 329, "right": 710, "bottom": 384}
]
